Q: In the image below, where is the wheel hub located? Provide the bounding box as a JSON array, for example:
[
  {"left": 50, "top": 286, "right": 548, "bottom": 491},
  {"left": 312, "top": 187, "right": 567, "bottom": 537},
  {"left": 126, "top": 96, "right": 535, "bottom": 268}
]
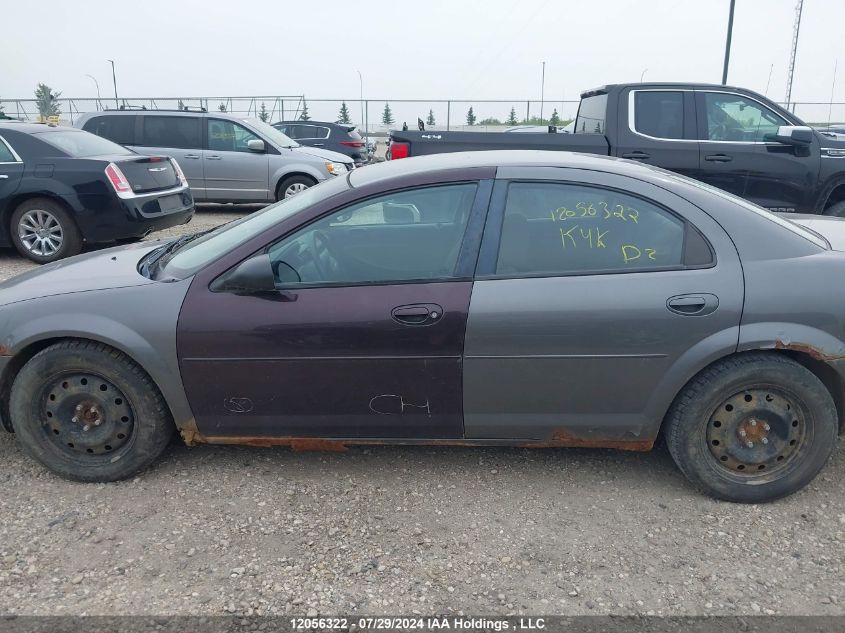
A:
[
  {"left": 707, "top": 389, "right": 806, "bottom": 475},
  {"left": 41, "top": 373, "right": 134, "bottom": 456}
]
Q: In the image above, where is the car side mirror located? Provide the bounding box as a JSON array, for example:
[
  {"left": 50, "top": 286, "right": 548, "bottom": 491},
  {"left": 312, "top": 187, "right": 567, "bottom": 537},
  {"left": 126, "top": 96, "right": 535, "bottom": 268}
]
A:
[
  {"left": 247, "top": 139, "right": 266, "bottom": 152},
  {"left": 774, "top": 125, "right": 814, "bottom": 145},
  {"left": 211, "top": 253, "right": 275, "bottom": 294}
]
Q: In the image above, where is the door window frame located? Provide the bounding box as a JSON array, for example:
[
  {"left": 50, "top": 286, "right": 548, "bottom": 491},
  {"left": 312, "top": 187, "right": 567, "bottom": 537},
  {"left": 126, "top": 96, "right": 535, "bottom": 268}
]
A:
[
  {"left": 475, "top": 177, "right": 715, "bottom": 280},
  {"left": 626, "top": 89, "right": 697, "bottom": 141},
  {"left": 694, "top": 91, "right": 793, "bottom": 145},
  {"left": 211, "top": 179, "right": 495, "bottom": 291},
  {"left": 205, "top": 117, "right": 263, "bottom": 153}
]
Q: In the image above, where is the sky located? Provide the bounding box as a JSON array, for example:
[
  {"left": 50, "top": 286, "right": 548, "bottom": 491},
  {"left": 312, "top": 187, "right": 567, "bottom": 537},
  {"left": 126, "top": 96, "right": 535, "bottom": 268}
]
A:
[{"left": 2, "top": 0, "right": 844, "bottom": 125}]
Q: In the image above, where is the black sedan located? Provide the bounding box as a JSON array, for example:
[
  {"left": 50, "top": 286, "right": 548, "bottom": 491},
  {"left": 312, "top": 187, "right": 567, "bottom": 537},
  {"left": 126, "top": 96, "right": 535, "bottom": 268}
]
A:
[{"left": 0, "top": 122, "right": 194, "bottom": 263}]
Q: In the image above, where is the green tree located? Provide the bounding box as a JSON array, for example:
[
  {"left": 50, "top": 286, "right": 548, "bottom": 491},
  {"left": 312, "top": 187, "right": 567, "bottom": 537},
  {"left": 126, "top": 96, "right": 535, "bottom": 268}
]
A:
[
  {"left": 338, "top": 101, "right": 351, "bottom": 124},
  {"left": 258, "top": 102, "right": 270, "bottom": 122},
  {"left": 381, "top": 102, "right": 395, "bottom": 125},
  {"left": 506, "top": 107, "right": 518, "bottom": 126},
  {"left": 549, "top": 108, "right": 561, "bottom": 126},
  {"left": 426, "top": 109, "right": 435, "bottom": 126},
  {"left": 466, "top": 106, "right": 476, "bottom": 126},
  {"left": 34, "top": 83, "right": 61, "bottom": 120},
  {"left": 299, "top": 100, "right": 311, "bottom": 121},
  {"left": 217, "top": 102, "right": 227, "bottom": 112},
  {"left": 478, "top": 117, "right": 502, "bottom": 125},
  {"left": 177, "top": 99, "right": 185, "bottom": 111}
]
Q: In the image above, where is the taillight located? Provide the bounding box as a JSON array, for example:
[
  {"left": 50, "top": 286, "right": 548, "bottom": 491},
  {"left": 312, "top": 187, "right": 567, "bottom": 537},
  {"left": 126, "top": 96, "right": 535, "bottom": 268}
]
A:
[
  {"left": 340, "top": 140, "right": 365, "bottom": 148},
  {"left": 390, "top": 142, "right": 409, "bottom": 159},
  {"left": 170, "top": 158, "right": 189, "bottom": 187},
  {"left": 104, "top": 163, "right": 132, "bottom": 196}
]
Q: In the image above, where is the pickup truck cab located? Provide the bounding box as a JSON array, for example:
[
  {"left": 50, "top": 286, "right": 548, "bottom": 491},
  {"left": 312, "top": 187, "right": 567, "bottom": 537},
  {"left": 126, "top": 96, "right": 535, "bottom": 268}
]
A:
[{"left": 389, "top": 83, "right": 845, "bottom": 216}]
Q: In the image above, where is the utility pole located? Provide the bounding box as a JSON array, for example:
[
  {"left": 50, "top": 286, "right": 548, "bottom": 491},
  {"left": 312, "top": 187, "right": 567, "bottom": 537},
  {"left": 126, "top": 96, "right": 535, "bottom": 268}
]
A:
[
  {"left": 785, "top": 0, "right": 804, "bottom": 111},
  {"left": 107, "top": 59, "right": 119, "bottom": 108},
  {"left": 721, "top": 0, "right": 736, "bottom": 85},
  {"left": 85, "top": 74, "right": 102, "bottom": 111},
  {"left": 540, "top": 61, "right": 546, "bottom": 122}
]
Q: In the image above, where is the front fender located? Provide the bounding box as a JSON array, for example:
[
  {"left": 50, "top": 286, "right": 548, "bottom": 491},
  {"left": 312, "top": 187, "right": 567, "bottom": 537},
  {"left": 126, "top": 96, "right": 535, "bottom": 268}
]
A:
[{"left": 270, "top": 162, "right": 329, "bottom": 193}]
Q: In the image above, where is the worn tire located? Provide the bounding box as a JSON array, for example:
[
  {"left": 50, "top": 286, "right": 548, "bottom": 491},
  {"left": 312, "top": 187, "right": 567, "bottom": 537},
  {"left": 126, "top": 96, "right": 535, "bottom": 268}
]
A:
[
  {"left": 664, "top": 353, "right": 837, "bottom": 503},
  {"left": 276, "top": 175, "right": 316, "bottom": 201},
  {"left": 824, "top": 200, "right": 845, "bottom": 218},
  {"left": 10, "top": 340, "right": 173, "bottom": 482},
  {"left": 10, "top": 198, "right": 83, "bottom": 263}
]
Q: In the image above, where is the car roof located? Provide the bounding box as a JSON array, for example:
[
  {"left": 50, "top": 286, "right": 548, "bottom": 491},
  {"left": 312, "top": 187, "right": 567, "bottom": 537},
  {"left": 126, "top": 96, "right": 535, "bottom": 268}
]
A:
[
  {"left": 0, "top": 122, "right": 83, "bottom": 134},
  {"left": 277, "top": 120, "right": 354, "bottom": 128},
  {"left": 76, "top": 110, "right": 245, "bottom": 121},
  {"left": 348, "top": 149, "right": 682, "bottom": 188}
]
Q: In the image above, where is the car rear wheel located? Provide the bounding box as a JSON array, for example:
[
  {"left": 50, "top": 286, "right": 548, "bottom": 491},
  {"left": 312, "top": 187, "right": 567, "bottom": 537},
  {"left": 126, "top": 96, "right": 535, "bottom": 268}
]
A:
[
  {"left": 11, "top": 198, "right": 83, "bottom": 263},
  {"left": 10, "top": 340, "right": 173, "bottom": 482},
  {"left": 664, "top": 353, "right": 837, "bottom": 503},
  {"left": 277, "top": 175, "right": 316, "bottom": 200}
]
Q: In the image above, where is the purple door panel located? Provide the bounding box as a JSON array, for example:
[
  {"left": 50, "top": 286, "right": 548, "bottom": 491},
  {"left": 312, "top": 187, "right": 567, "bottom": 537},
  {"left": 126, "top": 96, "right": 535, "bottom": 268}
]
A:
[{"left": 177, "top": 281, "right": 472, "bottom": 438}]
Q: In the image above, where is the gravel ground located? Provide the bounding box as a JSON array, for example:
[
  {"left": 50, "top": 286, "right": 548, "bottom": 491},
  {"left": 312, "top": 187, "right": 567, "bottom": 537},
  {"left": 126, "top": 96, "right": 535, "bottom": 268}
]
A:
[{"left": 0, "top": 206, "right": 843, "bottom": 617}]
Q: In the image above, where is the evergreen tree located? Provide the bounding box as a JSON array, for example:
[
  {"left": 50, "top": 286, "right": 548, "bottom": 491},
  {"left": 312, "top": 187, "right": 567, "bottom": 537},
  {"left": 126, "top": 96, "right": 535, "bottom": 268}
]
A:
[
  {"left": 426, "top": 109, "right": 435, "bottom": 126},
  {"left": 381, "top": 102, "right": 395, "bottom": 125},
  {"left": 258, "top": 102, "right": 270, "bottom": 122},
  {"left": 299, "top": 100, "right": 310, "bottom": 121},
  {"left": 466, "top": 106, "right": 476, "bottom": 126},
  {"left": 506, "top": 107, "right": 518, "bottom": 126},
  {"left": 549, "top": 108, "right": 561, "bottom": 126},
  {"left": 34, "top": 83, "right": 61, "bottom": 120},
  {"left": 218, "top": 102, "right": 227, "bottom": 112},
  {"left": 338, "top": 101, "right": 352, "bottom": 124}
]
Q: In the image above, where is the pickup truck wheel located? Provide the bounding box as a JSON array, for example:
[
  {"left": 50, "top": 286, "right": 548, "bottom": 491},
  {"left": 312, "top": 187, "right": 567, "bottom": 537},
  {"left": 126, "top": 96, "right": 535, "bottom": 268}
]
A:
[
  {"left": 10, "top": 340, "right": 173, "bottom": 482},
  {"left": 11, "top": 198, "right": 82, "bottom": 263},
  {"left": 276, "top": 175, "right": 316, "bottom": 201},
  {"left": 823, "top": 201, "right": 845, "bottom": 218},
  {"left": 664, "top": 353, "right": 837, "bottom": 503}
]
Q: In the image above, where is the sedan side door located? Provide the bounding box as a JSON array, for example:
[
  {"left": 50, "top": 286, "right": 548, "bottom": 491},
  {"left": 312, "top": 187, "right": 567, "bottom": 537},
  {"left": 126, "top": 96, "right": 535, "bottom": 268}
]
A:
[
  {"left": 204, "top": 118, "right": 271, "bottom": 202},
  {"left": 463, "top": 167, "right": 744, "bottom": 445},
  {"left": 176, "top": 179, "right": 492, "bottom": 439}
]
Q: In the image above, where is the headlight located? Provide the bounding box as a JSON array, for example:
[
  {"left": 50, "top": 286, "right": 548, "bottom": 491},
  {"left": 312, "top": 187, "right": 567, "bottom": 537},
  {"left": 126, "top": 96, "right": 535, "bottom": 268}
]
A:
[{"left": 325, "top": 162, "right": 347, "bottom": 175}]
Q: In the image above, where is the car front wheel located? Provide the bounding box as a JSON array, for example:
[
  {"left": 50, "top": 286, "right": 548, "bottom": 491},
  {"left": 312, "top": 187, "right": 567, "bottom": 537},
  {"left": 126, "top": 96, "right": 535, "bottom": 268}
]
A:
[
  {"left": 664, "top": 353, "right": 838, "bottom": 503},
  {"left": 11, "top": 198, "right": 83, "bottom": 263},
  {"left": 276, "top": 175, "right": 316, "bottom": 200},
  {"left": 10, "top": 340, "right": 173, "bottom": 482}
]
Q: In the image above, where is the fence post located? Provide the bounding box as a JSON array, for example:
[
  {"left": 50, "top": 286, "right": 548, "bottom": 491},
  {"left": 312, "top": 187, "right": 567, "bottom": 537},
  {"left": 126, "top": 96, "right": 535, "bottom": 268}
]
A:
[
  {"left": 365, "top": 100, "right": 369, "bottom": 139},
  {"left": 447, "top": 101, "right": 451, "bottom": 131},
  {"left": 526, "top": 100, "right": 530, "bottom": 123}
]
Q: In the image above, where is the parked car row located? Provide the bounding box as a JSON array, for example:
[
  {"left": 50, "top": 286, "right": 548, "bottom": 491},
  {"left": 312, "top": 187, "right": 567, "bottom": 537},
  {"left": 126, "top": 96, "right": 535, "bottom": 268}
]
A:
[{"left": 2, "top": 149, "right": 844, "bottom": 503}]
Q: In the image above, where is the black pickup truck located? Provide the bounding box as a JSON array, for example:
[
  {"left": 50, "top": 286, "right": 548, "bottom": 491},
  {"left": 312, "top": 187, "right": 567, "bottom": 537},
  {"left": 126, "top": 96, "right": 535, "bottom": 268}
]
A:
[{"left": 389, "top": 83, "right": 845, "bottom": 216}]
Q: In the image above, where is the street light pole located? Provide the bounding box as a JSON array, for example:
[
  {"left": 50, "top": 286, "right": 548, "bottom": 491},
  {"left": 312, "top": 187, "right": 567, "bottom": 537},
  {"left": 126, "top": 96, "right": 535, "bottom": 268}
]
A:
[
  {"left": 722, "top": 0, "right": 736, "bottom": 85},
  {"left": 85, "top": 74, "right": 102, "bottom": 111},
  {"left": 356, "top": 70, "right": 365, "bottom": 139},
  {"left": 640, "top": 68, "right": 648, "bottom": 83},
  {"left": 540, "top": 61, "right": 546, "bottom": 122},
  {"left": 107, "top": 59, "right": 119, "bottom": 108}
]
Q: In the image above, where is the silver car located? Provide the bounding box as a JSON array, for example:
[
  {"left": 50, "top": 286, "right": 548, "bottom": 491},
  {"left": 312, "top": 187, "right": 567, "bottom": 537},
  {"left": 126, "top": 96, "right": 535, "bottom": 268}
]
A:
[{"left": 75, "top": 110, "right": 353, "bottom": 202}]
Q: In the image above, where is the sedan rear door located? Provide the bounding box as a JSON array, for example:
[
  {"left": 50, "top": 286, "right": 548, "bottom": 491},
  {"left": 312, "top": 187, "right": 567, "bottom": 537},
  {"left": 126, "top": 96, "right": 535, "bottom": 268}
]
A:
[
  {"left": 0, "top": 134, "right": 24, "bottom": 198},
  {"left": 463, "top": 167, "right": 744, "bottom": 445}
]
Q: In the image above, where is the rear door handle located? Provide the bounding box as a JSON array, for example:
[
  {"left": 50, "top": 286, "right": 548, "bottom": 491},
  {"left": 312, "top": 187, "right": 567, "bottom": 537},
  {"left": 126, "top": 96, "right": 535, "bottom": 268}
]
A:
[
  {"left": 183, "top": 154, "right": 201, "bottom": 159},
  {"left": 622, "top": 151, "right": 650, "bottom": 160},
  {"left": 667, "top": 294, "right": 719, "bottom": 316},
  {"left": 391, "top": 303, "right": 443, "bottom": 326},
  {"left": 0, "top": 175, "right": 8, "bottom": 179},
  {"left": 311, "top": 143, "right": 325, "bottom": 147},
  {"left": 704, "top": 154, "right": 733, "bottom": 162},
  {"left": 206, "top": 155, "right": 222, "bottom": 160}
]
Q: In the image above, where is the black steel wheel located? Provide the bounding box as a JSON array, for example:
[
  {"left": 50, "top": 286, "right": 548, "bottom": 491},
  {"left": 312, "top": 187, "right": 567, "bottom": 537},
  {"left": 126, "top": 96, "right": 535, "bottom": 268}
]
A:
[
  {"left": 10, "top": 340, "right": 173, "bottom": 481},
  {"left": 665, "top": 353, "right": 837, "bottom": 503}
]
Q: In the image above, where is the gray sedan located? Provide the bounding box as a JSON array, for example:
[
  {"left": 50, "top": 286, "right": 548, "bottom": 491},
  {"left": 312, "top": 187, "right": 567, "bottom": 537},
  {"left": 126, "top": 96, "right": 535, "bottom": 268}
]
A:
[{"left": 0, "top": 150, "right": 842, "bottom": 503}]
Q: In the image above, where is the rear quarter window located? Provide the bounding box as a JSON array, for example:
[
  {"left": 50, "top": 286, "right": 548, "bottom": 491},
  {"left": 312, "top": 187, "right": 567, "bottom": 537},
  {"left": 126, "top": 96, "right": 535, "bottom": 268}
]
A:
[{"left": 575, "top": 93, "right": 608, "bottom": 134}]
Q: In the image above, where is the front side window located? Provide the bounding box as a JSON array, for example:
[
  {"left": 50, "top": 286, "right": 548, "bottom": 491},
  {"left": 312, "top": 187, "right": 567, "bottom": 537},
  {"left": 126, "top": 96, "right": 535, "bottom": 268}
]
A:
[
  {"left": 495, "top": 182, "right": 691, "bottom": 275},
  {"left": 703, "top": 93, "right": 787, "bottom": 143},
  {"left": 207, "top": 119, "right": 260, "bottom": 153},
  {"left": 634, "top": 91, "right": 684, "bottom": 139},
  {"left": 267, "top": 183, "right": 477, "bottom": 287},
  {"left": 142, "top": 116, "right": 201, "bottom": 149},
  {"left": 84, "top": 115, "right": 136, "bottom": 145}
]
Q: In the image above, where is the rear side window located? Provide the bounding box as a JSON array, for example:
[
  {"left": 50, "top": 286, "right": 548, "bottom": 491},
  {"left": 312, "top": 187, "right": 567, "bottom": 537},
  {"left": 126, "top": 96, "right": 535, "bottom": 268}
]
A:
[
  {"left": 83, "top": 115, "right": 136, "bottom": 145},
  {"left": 633, "top": 91, "right": 684, "bottom": 139},
  {"left": 294, "top": 125, "right": 330, "bottom": 139},
  {"left": 36, "top": 130, "right": 133, "bottom": 157},
  {"left": 575, "top": 93, "right": 607, "bottom": 134},
  {"left": 0, "top": 137, "right": 17, "bottom": 162},
  {"left": 495, "top": 182, "right": 699, "bottom": 275},
  {"left": 141, "top": 116, "right": 201, "bottom": 149}
]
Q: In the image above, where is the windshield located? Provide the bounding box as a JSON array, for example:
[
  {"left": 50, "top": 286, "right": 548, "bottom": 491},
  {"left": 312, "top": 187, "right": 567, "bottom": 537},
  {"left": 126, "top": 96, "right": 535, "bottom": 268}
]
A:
[
  {"left": 161, "top": 176, "right": 349, "bottom": 279},
  {"left": 242, "top": 117, "right": 299, "bottom": 148},
  {"left": 37, "top": 129, "right": 133, "bottom": 157}
]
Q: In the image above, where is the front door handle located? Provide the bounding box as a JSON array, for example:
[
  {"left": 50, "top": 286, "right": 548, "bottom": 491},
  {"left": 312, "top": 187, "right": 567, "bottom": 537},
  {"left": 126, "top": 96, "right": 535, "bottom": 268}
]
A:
[
  {"left": 622, "top": 151, "right": 650, "bottom": 160},
  {"left": 667, "top": 294, "right": 719, "bottom": 316},
  {"left": 0, "top": 175, "right": 8, "bottom": 179},
  {"left": 391, "top": 303, "right": 443, "bottom": 326},
  {"left": 206, "top": 155, "right": 222, "bottom": 160},
  {"left": 311, "top": 143, "right": 325, "bottom": 147},
  {"left": 704, "top": 154, "right": 733, "bottom": 162},
  {"left": 183, "top": 154, "right": 201, "bottom": 159}
]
